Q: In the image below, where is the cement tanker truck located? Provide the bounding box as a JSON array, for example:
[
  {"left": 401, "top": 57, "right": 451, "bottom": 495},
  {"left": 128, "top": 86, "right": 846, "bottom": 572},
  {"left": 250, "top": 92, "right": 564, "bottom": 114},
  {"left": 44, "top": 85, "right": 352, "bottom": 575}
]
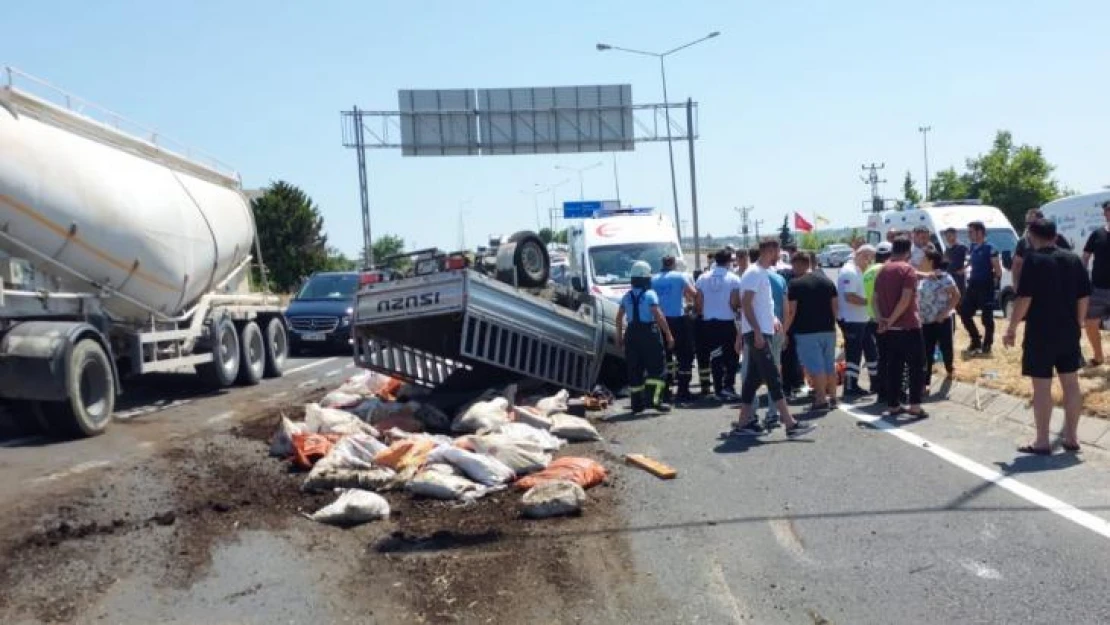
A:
[{"left": 0, "top": 68, "right": 288, "bottom": 437}]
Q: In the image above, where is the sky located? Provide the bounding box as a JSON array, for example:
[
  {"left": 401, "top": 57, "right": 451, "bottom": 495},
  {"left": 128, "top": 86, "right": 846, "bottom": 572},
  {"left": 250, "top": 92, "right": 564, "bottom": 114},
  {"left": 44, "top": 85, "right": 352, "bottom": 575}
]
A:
[{"left": 4, "top": 0, "right": 1108, "bottom": 258}]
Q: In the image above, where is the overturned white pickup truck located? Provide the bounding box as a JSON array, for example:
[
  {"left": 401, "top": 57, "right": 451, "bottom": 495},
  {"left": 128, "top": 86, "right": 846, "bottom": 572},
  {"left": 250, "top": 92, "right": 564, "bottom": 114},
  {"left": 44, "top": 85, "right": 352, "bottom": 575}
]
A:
[{"left": 351, "top": 234, "right": 612, "bottom": 394}]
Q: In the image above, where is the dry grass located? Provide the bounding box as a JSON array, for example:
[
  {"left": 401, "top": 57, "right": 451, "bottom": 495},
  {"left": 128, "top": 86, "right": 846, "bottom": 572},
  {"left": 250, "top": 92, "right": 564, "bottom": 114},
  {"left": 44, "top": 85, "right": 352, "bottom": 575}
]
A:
[{"left": 946, "top": 322, "right": 1110, "bottom": 419}]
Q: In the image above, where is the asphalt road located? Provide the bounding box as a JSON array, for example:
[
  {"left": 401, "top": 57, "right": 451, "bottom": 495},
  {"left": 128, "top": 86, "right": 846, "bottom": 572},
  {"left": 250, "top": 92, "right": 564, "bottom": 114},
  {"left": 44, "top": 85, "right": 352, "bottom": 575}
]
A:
[
  {"left": 0, "top": 352, "right": 352, "bottom": 503},
  {"left": 3, "top": 341, "right": 1110, "bottom": 623}
]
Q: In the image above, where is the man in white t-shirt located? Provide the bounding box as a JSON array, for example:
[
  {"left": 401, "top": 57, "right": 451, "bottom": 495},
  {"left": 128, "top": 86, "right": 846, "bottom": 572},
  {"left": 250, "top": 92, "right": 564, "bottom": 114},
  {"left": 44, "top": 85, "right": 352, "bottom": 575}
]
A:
[
  {"left": 910, "top": 225, "right": 931, "bottom": 269},
  {"left": 838, "top": 245, "right": 878, "bottom": 397},
  {"left": 695, "top": 249, "right": 742, "bottom": 401},
  {"left": 730, "top": 239, "right": 815, "bottom": 438}
]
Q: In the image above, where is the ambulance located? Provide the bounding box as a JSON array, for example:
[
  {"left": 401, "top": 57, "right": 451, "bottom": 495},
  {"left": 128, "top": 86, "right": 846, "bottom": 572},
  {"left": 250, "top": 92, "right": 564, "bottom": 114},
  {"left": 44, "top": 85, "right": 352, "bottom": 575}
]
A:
[
  {"left": 865, "top": 200, "right": 1020, "bottom": 316},
  {"left": 1040, "top": 189, "right": 1110, "bottom": 251},
  {"left": 565, "top": 209, "right": 684, "bottom": 362}
]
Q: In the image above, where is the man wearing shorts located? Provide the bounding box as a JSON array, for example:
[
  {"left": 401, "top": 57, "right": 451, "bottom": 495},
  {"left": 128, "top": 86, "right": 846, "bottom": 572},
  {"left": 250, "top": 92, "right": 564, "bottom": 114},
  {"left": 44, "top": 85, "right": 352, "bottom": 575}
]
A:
[
  {"left": 1080, "top": 200, "right": 1110, "bottom": 367},
  {"left": 783, "top": 252, "right": 839, "bottom": 411},
  {"left": 1004, "top": 219, "right": 1091, "bottom": 454}
]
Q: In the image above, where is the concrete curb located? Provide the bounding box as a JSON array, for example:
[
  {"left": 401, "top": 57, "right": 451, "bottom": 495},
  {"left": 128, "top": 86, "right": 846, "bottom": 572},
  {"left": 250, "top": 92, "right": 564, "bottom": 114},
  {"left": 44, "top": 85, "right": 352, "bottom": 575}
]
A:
[{"left": 937, "top": 379, "right": 1110, "bottom": 451}]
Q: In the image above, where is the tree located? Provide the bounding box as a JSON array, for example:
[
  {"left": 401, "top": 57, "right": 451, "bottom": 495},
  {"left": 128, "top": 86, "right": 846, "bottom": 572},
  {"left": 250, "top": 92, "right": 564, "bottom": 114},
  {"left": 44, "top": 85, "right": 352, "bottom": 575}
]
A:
[
  {"left": 928, "top": 130, "right": 1069, "bottom": 226},
  {"left": 252, "top": 180, "right": 329, "bottom": 293},
  {"left": 323, "top": 247, "right": 358, "bottom": 272},
  {"left": 366, "top": 234, "right": 408, "bottom": 270},
  {"left": 928, "top": 167, "right": 972, "bottom": 202},
  {"left": 537, "top": 228, "right": 555, "bottom": 245},
  {"left": 799, "top": 231, "right": 823, "bottom": 251},
  {"left": 901, "top": 171, "right": 922, "bottom": 208},
  {"left": 778, "top": 215, "right": 796, "bottom": 249}
]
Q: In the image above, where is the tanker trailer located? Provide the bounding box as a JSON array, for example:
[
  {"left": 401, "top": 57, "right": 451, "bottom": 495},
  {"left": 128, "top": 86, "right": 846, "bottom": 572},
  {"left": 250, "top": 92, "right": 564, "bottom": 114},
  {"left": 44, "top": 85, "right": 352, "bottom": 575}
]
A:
[{"left": 0, "top": 67, "right": 288, "bottom": 437}]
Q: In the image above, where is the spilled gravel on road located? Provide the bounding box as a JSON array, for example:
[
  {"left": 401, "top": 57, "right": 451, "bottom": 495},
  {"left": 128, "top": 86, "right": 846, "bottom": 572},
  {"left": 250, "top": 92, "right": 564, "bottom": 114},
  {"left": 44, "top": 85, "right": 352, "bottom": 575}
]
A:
[{"left": 0, "top": 394, "right": 643, "bottom": 624}]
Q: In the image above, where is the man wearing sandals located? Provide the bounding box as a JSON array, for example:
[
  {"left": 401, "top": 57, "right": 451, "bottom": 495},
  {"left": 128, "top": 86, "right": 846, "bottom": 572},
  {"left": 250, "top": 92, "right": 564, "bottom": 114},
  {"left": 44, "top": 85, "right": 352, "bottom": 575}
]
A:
[
  {"left": 1079, "top": 200, "right": 1110, "bottom": 368},
  {"left": 873, "top": 237, "right": 928, "bottom": 418},
  {"left": 1003, "top": 219, "right": 1091, "bottom": 455}
]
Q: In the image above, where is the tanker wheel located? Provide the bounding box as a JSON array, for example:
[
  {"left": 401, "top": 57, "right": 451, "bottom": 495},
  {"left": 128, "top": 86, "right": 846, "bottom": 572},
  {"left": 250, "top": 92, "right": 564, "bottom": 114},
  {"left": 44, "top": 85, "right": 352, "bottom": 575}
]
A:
[
  {"left": 508, "top": 231, "right": 550, "bottom": 287},
  {"left": 40, "top": 339, "right": 115, "bottom": 438},
  {"left": 262, "top": 317, "right": 287, "bottom": 378},
  {"left": 196, "top": 316, "right": 240, "bottom": 388},
  {"left": 236, "top": 321, "right": 265, "bottom": 386}
]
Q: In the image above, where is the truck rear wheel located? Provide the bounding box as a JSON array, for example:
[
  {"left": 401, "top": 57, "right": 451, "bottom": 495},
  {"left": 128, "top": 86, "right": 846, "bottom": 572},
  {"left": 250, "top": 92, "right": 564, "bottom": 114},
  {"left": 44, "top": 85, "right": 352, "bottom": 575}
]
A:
[
  {"left": 196, "top": 316, "right": 240, "bottom": 388},
  {"left": 237, "top": 321, "right": 265, "bottom": 386},
  {"left": 507, "top": 231, "right": 550, "bottom": 287},
  {"left": 263, "top": 317, "right": 287, "bottom": 378},
  {"left": 41, "top": 339, "right": 115, "bottom": 438}
]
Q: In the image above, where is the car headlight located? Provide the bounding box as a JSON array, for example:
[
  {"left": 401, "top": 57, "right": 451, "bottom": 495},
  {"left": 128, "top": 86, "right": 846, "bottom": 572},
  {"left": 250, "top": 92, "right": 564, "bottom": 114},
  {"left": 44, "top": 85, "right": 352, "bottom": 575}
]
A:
[{"left": 340, "top": 315, "right": 351, "bottom": 327}]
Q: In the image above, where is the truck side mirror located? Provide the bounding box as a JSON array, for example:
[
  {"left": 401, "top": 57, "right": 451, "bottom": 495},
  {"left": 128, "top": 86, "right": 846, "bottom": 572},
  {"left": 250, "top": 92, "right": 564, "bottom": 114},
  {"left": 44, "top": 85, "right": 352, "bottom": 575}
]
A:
[
  {"left": 1001, "top": 250, "right": 1013, "bottom": 270},
  {"left": 571, "top": 276, "right": 585, "bottom": 292}
]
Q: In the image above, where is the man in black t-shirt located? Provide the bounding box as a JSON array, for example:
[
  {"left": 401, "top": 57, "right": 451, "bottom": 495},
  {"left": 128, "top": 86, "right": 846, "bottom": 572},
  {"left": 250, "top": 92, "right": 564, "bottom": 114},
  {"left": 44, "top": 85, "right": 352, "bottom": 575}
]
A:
[
  {"left": 1081, "top": 200, "right": 1110, "bottom": 367},
  {"left": 783, "top": 253, "right": 839, "bottom": 409},
  {"left": 1004, "top": 219, "right": 1092, "bottom": 455},
  {"left": 1012, "top": 209, "right": 1072, "bottom": 291},
  {"left": 942, "top": 227, "right": 968, "bottom": 294}
]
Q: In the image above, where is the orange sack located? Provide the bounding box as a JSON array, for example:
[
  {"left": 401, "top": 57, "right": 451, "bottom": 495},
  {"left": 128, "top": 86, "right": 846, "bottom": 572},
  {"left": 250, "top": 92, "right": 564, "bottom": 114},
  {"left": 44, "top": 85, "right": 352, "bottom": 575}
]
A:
[
  {"left": 379, "top": 378, "right": 404, "bottom": 402},
  {"left": 373, "top": 438, "right": 437, "bottom": 471},
  {"left": 514, "top": 457, "right": 607, "bottom": 491},
  {"left": 291, "top": 432, "right": 344, "bottom": 470}
]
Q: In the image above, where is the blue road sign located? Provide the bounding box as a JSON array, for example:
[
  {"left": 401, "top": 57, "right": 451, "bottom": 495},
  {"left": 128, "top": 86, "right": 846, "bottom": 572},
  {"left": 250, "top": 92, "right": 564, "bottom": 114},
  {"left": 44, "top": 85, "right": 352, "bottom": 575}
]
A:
[{"left": 563, "top": 200, "right": 622, "bottom": 219}]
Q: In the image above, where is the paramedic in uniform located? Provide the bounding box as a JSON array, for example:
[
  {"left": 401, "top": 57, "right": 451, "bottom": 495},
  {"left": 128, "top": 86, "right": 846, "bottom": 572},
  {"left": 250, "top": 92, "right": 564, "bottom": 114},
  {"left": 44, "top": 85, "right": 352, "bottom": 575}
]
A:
[
  {"left": 615, "top": 261, "right": 675, "bottom": 414},
  {"left": 653, "top": 255, "right": 697, "bottom": 403},
  {"left": 695, "top": 249, "right": 743, "bottom": 401}
]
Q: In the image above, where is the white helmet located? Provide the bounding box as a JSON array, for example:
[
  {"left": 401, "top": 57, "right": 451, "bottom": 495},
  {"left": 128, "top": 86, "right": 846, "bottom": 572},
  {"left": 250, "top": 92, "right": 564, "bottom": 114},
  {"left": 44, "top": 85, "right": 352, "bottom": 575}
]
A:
[{"left": 630, "top": 260, "right": 653, "bottom": 279}]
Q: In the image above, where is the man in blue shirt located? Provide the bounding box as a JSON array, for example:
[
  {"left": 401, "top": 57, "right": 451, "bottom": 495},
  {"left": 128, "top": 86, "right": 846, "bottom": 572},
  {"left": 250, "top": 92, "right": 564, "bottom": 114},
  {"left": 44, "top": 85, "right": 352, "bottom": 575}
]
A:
[
  {"left": 617, "top": 261, "right": 675, "bottom": 414},
  {"left": 959, "top": 220, "right": 1003, "bottom": 354},
  {"left": 653, "top": 255, "right": 697, "bottom": 403}
]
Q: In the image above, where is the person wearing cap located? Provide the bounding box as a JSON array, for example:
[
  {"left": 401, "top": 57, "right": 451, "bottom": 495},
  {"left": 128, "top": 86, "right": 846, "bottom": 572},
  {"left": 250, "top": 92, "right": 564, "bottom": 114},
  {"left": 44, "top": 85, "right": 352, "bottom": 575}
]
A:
[
  {"left": 838, "top": 244, "right": 878, "bottom": 397},
  {"left": 616, "top": 261, "right": 674, "bottom": 414},
  {"left": 695, "top": 249, "right": 743, "bottom": 401},
  {"left": 653, "top": 255, "right": 697, "bottom": 403}
]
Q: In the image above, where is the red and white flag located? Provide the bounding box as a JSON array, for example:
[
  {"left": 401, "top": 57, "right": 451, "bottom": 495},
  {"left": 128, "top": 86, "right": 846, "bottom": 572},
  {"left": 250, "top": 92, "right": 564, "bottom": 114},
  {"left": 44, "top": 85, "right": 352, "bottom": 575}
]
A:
[{"left": 794, "top": 212, "right": 814, "bottom": 233}]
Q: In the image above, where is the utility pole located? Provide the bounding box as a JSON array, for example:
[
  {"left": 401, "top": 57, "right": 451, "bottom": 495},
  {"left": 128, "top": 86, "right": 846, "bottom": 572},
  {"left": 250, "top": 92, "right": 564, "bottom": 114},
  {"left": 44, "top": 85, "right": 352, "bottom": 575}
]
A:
[
  {"left": 860, "top": 163, "right": 887, "bottom": 213},
  {"left": 918, "top": 125, "right": 932, "bottom": 200},
  {"left": 753, "top": 218, "right": 764, "bottom": 242},
  {"left": 735, "top": 205, "right": 753, "bottom": 249}
]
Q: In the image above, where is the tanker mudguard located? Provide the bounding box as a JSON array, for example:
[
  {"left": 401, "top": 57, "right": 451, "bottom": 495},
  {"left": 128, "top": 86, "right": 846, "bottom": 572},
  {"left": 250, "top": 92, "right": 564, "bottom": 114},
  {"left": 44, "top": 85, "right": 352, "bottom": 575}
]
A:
[{"left": 0, "top": 320, "right": 120, "bottom": 401}]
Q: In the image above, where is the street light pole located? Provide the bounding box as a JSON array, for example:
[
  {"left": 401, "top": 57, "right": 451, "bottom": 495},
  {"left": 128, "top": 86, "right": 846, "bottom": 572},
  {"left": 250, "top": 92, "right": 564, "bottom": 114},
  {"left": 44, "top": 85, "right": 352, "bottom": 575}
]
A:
[
  {"left": 555, "top": 162, "right": 602, "bottom": 200},
  {"left": 596, "top": 31, "right": 720, "bottom": 243},
  {"left": 918, "top": 125, "right": 932, "bottom": 200}
]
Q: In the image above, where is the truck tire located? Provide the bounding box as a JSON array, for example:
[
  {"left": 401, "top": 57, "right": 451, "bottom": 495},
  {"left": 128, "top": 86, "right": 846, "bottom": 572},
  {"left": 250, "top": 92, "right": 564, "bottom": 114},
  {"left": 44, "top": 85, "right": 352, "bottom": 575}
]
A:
[
  {"left": 196, "top": 316, "right": 240, "bottom": 388},
  {"left": 507, "top": 231, "right": 550, "bottom": 287},
  {"left": 236, "top": 321, "right": 265, "bottom": 386},
  {"left": 40, "top": 339, "right": 116, "bottom": 438},
  {"left": 263, "top": 317, "right": 287, "bottom": 378}
]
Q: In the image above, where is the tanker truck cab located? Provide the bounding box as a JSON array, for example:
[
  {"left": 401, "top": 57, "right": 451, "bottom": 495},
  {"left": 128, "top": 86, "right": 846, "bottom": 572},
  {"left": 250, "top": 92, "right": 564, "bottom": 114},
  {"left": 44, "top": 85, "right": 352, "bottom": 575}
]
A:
[
  {"left": 567, "top": 209, "right": 683, "bottom": 367},
  {"left": 284, "top": 271, "right": 363, "bottom": 355},
  {"left": 866, "top": 200, "right": 1020, "bottom": 315}
]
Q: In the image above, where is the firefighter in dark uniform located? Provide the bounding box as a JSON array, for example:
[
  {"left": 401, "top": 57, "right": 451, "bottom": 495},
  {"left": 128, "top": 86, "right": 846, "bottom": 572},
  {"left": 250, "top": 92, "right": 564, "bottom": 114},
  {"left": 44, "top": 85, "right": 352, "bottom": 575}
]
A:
[
  {"left": 652, "top": 255, "right": 697, "bottom": 403},
  {"left": 616, "top": 261, "right": 675, "bottom": 414}
]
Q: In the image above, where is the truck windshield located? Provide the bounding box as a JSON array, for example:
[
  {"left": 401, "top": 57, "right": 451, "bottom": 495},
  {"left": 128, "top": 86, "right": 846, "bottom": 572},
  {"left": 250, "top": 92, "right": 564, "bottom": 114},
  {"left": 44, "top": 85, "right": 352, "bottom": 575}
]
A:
[
  {"left": 590, "top": 242, "right": 681, "bottom": 285},
  {"left": 296, "top": 274, "right": 359, "bottom": 300}
]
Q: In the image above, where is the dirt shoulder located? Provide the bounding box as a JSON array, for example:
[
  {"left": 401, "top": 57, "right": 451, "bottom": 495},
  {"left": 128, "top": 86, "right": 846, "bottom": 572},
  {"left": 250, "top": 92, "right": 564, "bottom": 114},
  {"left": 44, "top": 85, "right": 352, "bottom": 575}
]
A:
[{"left": 0, "top": 399, "right": 643, "bottom": 624}]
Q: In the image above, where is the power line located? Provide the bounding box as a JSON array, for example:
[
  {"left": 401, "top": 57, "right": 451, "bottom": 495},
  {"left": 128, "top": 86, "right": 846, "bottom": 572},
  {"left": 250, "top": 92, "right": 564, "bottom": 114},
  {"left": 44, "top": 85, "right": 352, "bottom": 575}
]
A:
[
  {"left": 860, "top": 163, "right": 887, "bottom": 213},
  {"left": 735, "top": 205, "right": 753, "bottom": 248}
]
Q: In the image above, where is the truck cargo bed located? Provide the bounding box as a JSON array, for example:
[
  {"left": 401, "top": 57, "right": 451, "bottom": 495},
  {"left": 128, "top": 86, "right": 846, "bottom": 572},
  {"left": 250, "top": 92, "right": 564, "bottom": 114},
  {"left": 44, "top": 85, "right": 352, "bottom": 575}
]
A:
[{"left": 352, "top": 269, "right": 603, "bottom": 392}]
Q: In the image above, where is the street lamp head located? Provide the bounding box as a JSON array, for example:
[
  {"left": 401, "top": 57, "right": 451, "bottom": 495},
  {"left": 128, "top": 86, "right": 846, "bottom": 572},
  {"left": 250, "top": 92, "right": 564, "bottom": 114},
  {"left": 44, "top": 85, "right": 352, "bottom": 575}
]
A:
[
  {"left": 708, "top": 31, "right": 721, "bottom": 38},
  {"left": 596, "top": 43, "right": 611, "bottom": 51}
]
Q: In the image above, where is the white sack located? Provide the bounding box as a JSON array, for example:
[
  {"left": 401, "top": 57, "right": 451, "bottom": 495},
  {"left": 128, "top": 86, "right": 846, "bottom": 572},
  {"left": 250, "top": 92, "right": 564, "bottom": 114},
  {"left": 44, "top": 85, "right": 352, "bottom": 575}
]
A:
[
  {"left": 549, "top": 413, "right": 602, "bottom": 442},
  {"left": 406, "top": 470, "right": 486, "bottom": 501},
  {"left": 269, "top": 416, "right": 308, "bottom": 457},
  {"left": 513, "top": 406, "right": 553, "bottom": 431},
  {"left": 452, "top": 397, "right": 512, "bottom": 434},
  {"left": 305, "top": 403, "right": 379, "bottom": 437},
  {"left": 535, "top": 389, "right": 570, "bottom": 416},
  {"left": 492, "top": 422, "right": 565, "bottom": 452},
  {"left": 426, "top": 446, "right": 515, "bottom": 486},
  {"left": 308, "top": 489, "right": 391, "bottom": 525},
  {"left": 471, "top": 434, "right": 551, "bottom": 475},
  {"left": 521, "top": 480, "right": 586, "bottom": 519},
  {"left": 302, "top": 467, "right": 397, "bottom": 493}
]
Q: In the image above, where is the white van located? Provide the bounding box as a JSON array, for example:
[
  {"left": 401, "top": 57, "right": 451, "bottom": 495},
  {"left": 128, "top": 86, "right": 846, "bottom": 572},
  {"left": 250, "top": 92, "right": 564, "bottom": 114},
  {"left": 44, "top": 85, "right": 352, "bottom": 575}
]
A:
[
  {"left": 865, "top": 200, "right": 1021, "bottom": 315},
  {"left": 566, "top": 209, "right": 683, "bottom": 361},
  {"left": 1040, "top": 190, "right": 1110, "bottom": 251}
]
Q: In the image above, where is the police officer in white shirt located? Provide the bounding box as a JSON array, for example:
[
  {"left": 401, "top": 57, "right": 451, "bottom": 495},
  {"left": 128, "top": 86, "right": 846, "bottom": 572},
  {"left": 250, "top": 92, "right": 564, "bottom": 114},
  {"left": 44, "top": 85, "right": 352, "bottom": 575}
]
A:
[{"left": 695, "top": 249, "right": 742, "bottom": 401}]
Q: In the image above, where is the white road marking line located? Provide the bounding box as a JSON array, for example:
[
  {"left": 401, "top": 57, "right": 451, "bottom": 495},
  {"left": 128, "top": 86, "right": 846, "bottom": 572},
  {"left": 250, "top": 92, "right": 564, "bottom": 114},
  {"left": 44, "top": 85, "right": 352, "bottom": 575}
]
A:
[
  {"left": 841, "top": 405, "right": 1110, "bottom": 541},
  {"left": 206, "top": 410, "right": 236, "bottom": 425},
  {"left": 285, "top": 357, "right": 339, "bottom": 376},
  {"left": 114, "top": 399, "right": 192, "bottom": 421},
  {"left": 32, "top": 460, "right": 111, "bottom": 484},
  {"left": 768, "top": 518, "right": 818, "bottom": 565},
  {"left": 324, "top": 368, "right": 343, "bottom": 378},
  {"left": 0, "top": 436, "right": 46, "bottom": 448},
  {"left": 707, "top": 558, "right": 747, "bottom": 624},
  {"left": 298, "top": 378, "right": 320, "bottom": 389}
]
